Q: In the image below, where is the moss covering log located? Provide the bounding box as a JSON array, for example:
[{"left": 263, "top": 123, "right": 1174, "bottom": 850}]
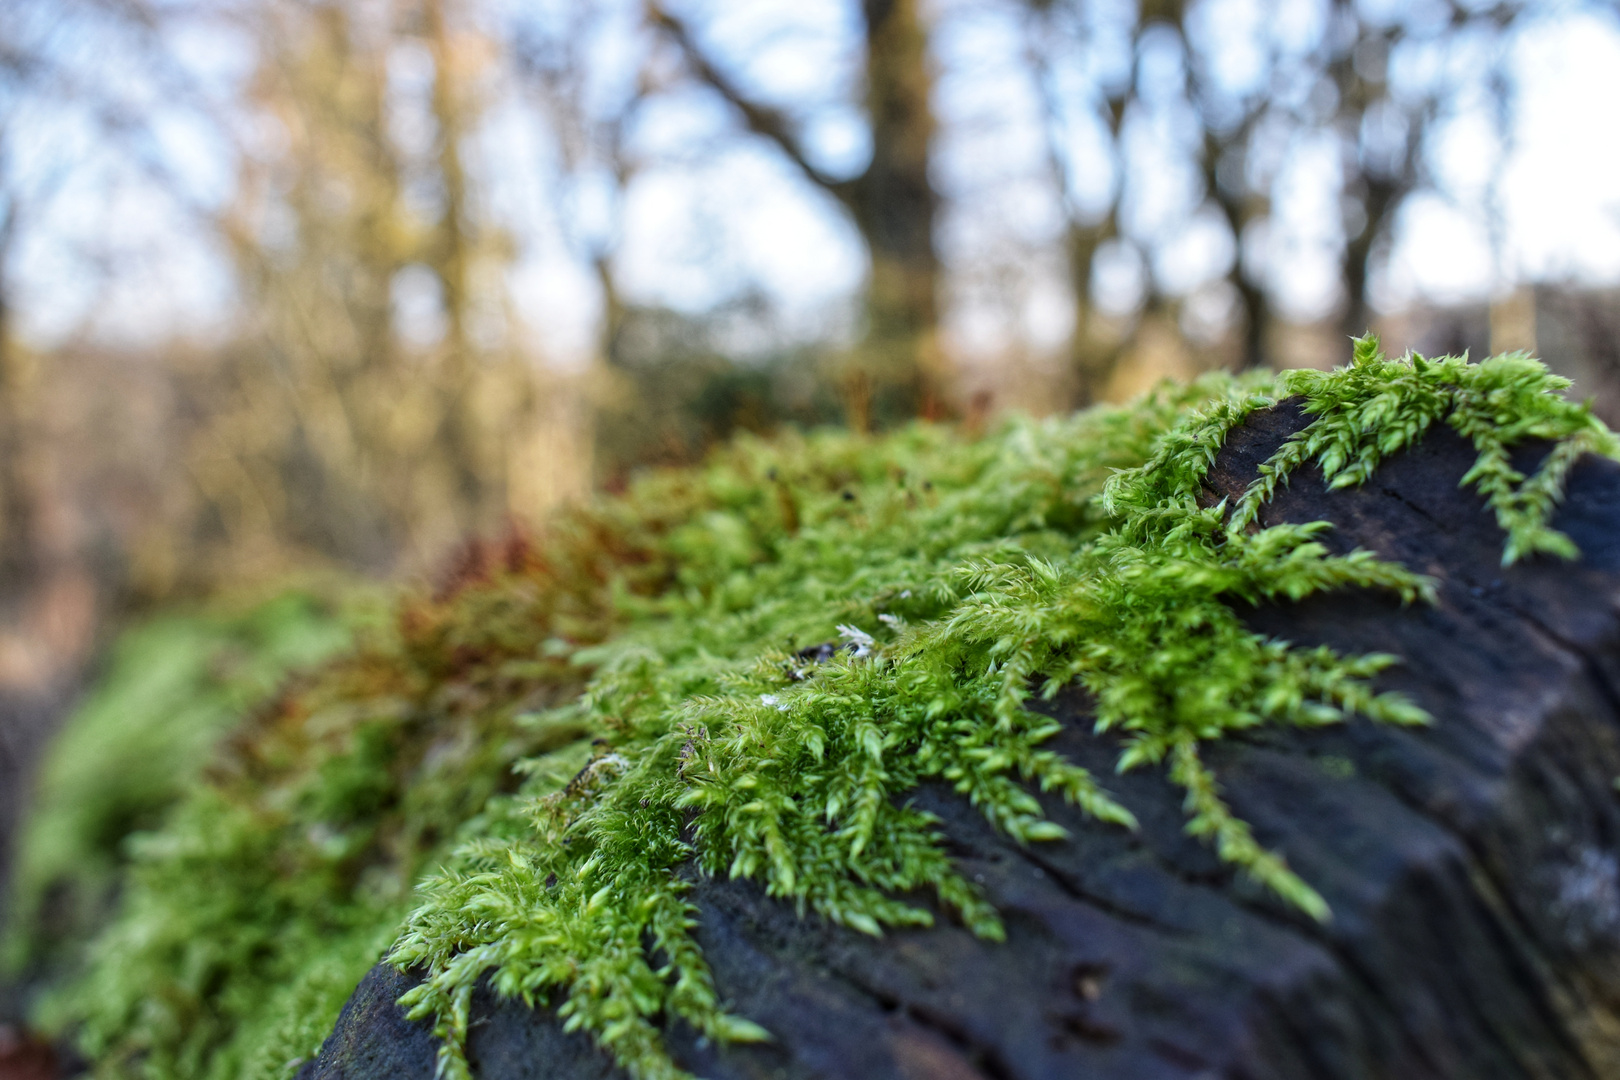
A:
[
  {"left": 22, "top": 343, "right": 1620, "bottom": 1080},
  {"left": 296, "top": 365, "right": 1620, "bottom": 1080}
]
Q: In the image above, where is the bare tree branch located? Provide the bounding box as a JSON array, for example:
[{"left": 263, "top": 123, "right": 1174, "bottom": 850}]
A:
[{"left": 645, "top": 2, "right": 855, "bottom": 209}]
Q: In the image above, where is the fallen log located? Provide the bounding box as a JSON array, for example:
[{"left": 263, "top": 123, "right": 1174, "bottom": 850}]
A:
[{"left": 302, "top": 400, "right": 1620, "bottom": 1080}]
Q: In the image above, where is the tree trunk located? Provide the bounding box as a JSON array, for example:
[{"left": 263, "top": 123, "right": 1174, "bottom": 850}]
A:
[
  {"left": 303, "top": 401, "right": 1620, "bottom": 1079},
  {"left": 845, "top": 0, "right": 941, "bottom": 423},
  {"left": 422, "top": 0, "right": 494, "bottom": 531},
  {"left": 648, "top": 0, "right": 943, "bottom": 427},
  {"left": 1342, "top": 172, "right": 1398, "bottom": 349}
]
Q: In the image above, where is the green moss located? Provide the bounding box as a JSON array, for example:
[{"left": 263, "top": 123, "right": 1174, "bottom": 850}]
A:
[
  {"left": 37, "top": 342, "right": 1618, "bottom": 1080},
  {"left": 7, "top": 590, "right": 373, "bottom": 981},
  {"left": 391, "top": 343, "right": 1617, "bottom": 1080}
]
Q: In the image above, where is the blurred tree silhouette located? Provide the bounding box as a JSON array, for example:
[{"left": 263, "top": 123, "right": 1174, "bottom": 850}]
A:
[
  {"left": 0, "top": 0, "right": 1613, "bottom": 610},
  {"left": 1024, "top": 0, "right": 1538, "bottom": 403},
  {"left": 651, "top": 0, "right": 943, "bottom": 429},
  {"left": 506, "top": 0, "right": 852, "bottom": 471},
  {"left": 192, "top": 0, "right": 545, "bottom": 584},
  {"left": 0, "top": 4, "right": 49, "bottom": 624}
]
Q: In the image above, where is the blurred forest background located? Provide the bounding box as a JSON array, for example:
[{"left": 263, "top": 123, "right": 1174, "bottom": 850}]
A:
[{"left": 4, "top": 0, "right": 1620, "bottom": 1023}]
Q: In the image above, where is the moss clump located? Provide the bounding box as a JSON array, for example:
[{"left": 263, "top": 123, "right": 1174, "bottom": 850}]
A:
[
  {"left": 391, "top": 342, "right": 1617, "bottom": 1080},
  {"left": 38, "top": 403, "right": 1130, "bottom": 1079},
  {"left": 33, "top": 342, "right": 1617, "bottom": 1080},
  {"left": 6, "top": 591, "right": 370, "bottom": 983}
]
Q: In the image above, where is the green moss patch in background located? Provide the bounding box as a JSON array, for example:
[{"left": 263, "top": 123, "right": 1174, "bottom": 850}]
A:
[{"left": 7, "top": 589, "right": 377, "bottom": 982}]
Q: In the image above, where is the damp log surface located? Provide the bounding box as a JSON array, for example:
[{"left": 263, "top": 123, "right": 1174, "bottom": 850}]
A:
[{"left": 301, "top": 402, "right": 1620, "bottom": 1080}]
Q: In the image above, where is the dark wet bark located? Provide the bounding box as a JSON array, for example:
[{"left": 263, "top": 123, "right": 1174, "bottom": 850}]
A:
[{"left": 303, "top": 403, "right": 1620, "bottom": 1079}]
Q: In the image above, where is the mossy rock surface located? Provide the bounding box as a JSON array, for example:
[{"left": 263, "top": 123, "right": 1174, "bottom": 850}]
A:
[{"left": 298, "top": 400, "right": 1620, "bottom": 1080}]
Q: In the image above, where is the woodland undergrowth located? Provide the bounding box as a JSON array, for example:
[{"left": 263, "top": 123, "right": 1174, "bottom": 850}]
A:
[{"left": 28, "top": 341, "right": 1618, "bottom": 1080}]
